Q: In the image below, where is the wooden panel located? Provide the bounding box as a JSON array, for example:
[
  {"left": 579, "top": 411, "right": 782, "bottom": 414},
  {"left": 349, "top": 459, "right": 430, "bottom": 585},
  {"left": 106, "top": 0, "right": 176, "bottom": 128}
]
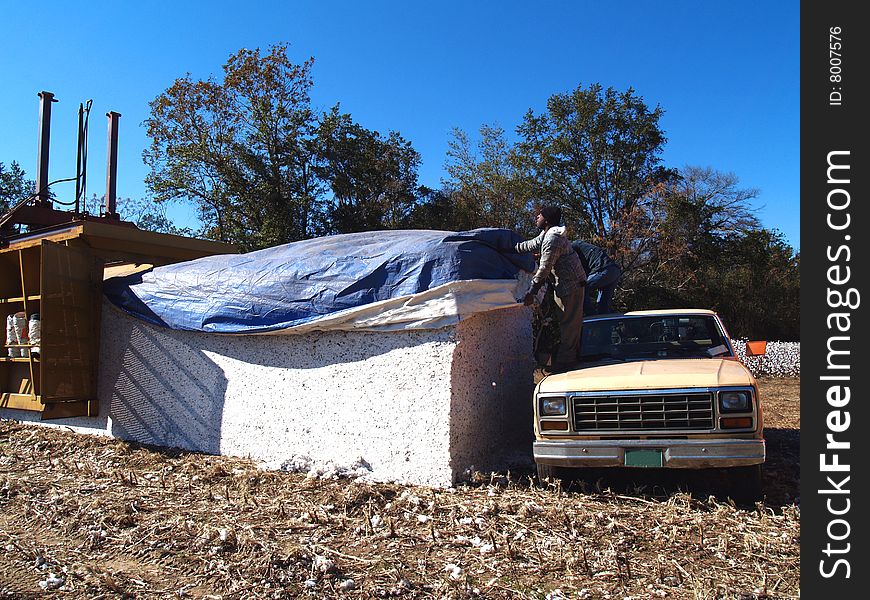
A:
[
  {"left": 0, "top": 249, "right": 25, "bottom": 299},
  {"left": 19, "top": 247, "right": 41, "bottom": 299},
  {"left": 39, "top": 240, "right": 103, "bottom": 413},
  {"left": 2, "top": 222, "right": 231, "bottom": 419},
  {"left": 104, "top": 263, "right": 154, "bottom": 280},
  {"left": 79, "top": 220, "right": 235, "bottom": 258},
  {"left": 4, "top": 224, "right": 86, "bottom": 251},
  {"left": 2, "top": 362, "right": 36, "bottom": 395},
  {"left": 43, "top": 400, "right": 96, "bottom": 419},
  {"left": 0, "top": 392, "right": 44, "bottom": 411},
  {"left": 6, "top": 221, "right": 235, "bottom": 262}
]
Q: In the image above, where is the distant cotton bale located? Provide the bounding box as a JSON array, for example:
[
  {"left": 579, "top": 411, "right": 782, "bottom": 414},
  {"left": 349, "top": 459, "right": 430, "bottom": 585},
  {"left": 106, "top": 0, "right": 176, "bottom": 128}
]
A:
[{"left": 731, "top": 340, "right": 800, "bottom": 377}]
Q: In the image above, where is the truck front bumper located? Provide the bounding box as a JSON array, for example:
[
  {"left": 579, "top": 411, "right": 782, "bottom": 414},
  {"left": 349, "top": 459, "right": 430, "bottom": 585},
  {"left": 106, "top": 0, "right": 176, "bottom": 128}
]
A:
[{"left": 534, "top": 438, "right": 765, "bottom": 469}]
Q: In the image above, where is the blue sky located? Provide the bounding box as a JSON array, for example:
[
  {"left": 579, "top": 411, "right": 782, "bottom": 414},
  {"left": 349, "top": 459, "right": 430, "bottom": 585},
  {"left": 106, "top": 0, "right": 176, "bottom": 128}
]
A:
[{"left": 1, "top": 1, "right": 799, "bottom": 250}]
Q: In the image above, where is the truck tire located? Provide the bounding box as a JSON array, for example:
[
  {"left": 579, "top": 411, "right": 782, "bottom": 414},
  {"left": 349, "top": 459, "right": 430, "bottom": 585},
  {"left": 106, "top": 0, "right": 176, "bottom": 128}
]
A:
[
  {"left": 536, "top": 463, "right": 571, "bottom": 486},
  {"left": 722, "top": 464, "right": 763, "bottom": 504}
]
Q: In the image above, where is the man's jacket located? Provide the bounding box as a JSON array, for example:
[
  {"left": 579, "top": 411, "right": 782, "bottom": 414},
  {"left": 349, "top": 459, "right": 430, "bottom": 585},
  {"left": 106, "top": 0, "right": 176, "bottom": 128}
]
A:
[
  {"left": 515, "top": 226, "right": 586, "bottom": 298},
  {"left": 571, "top": 240, "right": 619, "bottom": 276}
]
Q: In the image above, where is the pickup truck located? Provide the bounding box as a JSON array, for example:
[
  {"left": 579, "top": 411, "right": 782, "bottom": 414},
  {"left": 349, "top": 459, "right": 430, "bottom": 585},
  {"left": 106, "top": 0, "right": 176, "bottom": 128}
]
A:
[{"left": 533, "top": 309, "right": 765, "bottom": 501}]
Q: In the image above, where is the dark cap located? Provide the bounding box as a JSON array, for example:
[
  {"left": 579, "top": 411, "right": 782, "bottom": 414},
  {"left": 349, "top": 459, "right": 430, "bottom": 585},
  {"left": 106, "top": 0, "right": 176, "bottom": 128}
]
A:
[{"left": 539, "top": 205, "right": 562, "bottom": 226}]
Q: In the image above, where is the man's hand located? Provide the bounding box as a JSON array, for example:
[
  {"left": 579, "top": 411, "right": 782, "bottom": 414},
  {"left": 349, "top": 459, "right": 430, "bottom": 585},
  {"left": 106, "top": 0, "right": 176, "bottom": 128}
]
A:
[{"left": 523, "top": 292, "right": 536, "bottom": 306}]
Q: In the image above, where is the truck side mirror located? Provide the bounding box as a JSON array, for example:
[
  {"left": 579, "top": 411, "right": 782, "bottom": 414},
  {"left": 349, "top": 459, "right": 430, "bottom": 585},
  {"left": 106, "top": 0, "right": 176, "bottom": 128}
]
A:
[{"left": 745, "top": 340, "right": 767, "bottom": 356}]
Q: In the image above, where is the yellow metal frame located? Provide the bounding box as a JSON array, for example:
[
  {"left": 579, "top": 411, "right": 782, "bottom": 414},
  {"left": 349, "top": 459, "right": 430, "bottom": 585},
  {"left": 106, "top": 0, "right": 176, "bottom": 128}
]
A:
[{"left": 1, "top": 223, "right": 235, "bottom": 418}]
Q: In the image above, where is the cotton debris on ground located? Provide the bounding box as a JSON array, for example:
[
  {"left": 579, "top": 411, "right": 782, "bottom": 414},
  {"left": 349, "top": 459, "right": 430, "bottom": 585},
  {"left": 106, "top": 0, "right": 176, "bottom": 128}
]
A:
[
  {"left": 0, "top": 379, "right": 799, "bottom": 599},
  {"left": 260, "top": 456, "right": 376, "bottom": 482}
]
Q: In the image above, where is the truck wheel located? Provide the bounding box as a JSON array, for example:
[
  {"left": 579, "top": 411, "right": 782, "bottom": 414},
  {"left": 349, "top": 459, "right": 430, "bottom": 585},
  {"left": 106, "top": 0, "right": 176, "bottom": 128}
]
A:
[{"left": 722, "top": 465, "right": 763, "bottom": 504}]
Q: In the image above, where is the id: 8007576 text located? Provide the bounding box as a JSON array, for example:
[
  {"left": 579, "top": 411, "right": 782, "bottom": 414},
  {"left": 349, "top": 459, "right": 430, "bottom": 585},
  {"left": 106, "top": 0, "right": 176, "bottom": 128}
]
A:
[{"left": 829, "top": 26, "right": 844, "bottom": 106}]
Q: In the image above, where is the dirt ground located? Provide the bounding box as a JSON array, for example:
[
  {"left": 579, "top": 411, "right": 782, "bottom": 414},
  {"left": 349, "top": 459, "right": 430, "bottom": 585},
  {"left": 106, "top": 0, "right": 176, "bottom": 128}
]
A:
[{"left": 0, "top": 378, "right": 799, "bottom": 599}]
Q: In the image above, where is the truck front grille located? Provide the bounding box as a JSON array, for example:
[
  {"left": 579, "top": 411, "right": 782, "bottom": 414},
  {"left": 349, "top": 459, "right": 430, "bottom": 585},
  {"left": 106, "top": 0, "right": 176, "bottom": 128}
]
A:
[{"left": 572, "top": 392, "right": 714, "bottom": 431}]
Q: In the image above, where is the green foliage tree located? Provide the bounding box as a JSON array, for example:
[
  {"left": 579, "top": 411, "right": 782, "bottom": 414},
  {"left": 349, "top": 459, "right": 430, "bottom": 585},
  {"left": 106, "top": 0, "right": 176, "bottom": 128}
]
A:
[
  {"left": 145, "top": 44, "right": 423, "bottom": 251},
  {"left": 316, "top": 107, "right": 421, "bottom": 234},
  {"left": 443, "top": 125, "right": 533, "bottom": 235},
  {"left": 143, "top": 54, "right": 800, "bottom": 339},
  {"left": 514, "top": 83, "right": 669, "bottom": 243},
  {"left": 624, "top": 166, "right": 799, "bottom": 340},
  {"left": 701, "top": 229, "right": 800, "bottom": 341},
  {"left": 144, "top": 44, "right": 323, "bottom": 250},
  {"left": 0, "top": 161, "right": 33, "bottom": 212},
  {"left": 436, "top": 87, "right": 799, "bottom": 340},
  {"left": 665, "top": 166, "right": 760, "bottom": 240},
  {"left": 405, "top": 186, "right": 467, "bottom": 232},
  {"left": 625, "top": 166, "right": 761, "bottom": 301},
  {"left": 84, "top": 194, "right": 192, "bottom": 236}
]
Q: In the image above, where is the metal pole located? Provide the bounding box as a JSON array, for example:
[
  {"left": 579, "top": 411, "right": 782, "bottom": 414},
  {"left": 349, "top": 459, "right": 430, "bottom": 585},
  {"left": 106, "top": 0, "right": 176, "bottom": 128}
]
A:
[
  {"left": 75, "top": 103, "right": 83, "bottom": 214},
  {"left": 35, "top": 91, "right": 57, "bottom": 207},
  {"left": 104, "top": 111, "right": 121, "bottom": 219}
]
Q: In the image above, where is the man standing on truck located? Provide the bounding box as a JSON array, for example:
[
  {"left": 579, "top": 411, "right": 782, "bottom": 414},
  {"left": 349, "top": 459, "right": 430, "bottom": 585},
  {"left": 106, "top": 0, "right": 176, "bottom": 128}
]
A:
[
  {"left": 515, "top": 205, "right": 586, "bottom": 372},
  {"left": 571, "top": 240, "right": 622, "bottom": 315}
]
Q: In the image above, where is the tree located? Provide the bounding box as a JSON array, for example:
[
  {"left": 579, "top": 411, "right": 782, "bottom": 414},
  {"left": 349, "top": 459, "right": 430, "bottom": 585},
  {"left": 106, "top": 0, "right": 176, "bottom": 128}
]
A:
[
  {"left": 144, "top": 44, "right": 424, "bottom": 250},
  {"left": 144, "top": 44, "right": 322, "bottom": 250},
  {"left": 444, "top": 125, "right": 533, "bottom": 235},
  {"left": 514, "top": 84, "right": 669, "bottom": 243},
  {"left": 0, "top": 161, "right": 33, "bottom": 212},
  {"left": 83, "top": 194, "right": 192, "bottom": 236},
  {"left": 700, "top": 229, "right": 799, "bottom": 340},
  {"left": 621, "top": 167, "right": 799, "bottom": 340},
  {"left": 427, "top": 83, "right": 797, "bottom": 339},
  {"left": 127, "top": 199, "right": 192, "bottom": 236},
  {"left": 624, "top": 166, "right": 761, "bottom": 300},
  {"left": 406, "top": 186, "right": 453, "bottom": 230},
  {"left": 316, "top": 107, "right": 421, "bottom": 234},
  {"left": 661, "top": 166, "right": 759, "bottom": 250}
]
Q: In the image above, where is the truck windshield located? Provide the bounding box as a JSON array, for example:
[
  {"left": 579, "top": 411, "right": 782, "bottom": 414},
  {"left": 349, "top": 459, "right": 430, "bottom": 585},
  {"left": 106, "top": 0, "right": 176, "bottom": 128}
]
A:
[{"left": 579, "top": 315, "right": 731, "bottom": 363}]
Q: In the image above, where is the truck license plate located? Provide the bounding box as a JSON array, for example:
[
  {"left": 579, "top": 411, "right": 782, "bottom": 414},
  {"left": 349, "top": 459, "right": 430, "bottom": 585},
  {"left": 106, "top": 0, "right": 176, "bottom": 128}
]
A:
[{"left": 624, "top": 449, "right": 663, "bottom": 467}]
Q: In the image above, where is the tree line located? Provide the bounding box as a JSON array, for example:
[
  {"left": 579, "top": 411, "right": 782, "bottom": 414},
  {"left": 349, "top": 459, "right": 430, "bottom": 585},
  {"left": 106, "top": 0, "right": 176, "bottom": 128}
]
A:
[{"left": 1, "top": 44, "right": 799, "bottom": 340}]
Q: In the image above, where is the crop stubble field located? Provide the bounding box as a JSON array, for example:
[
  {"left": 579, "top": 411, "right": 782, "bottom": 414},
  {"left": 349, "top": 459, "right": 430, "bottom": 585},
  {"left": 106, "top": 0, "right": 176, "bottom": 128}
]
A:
[{"left": 0, "top": 378, "right": 799, "bottom": 599}]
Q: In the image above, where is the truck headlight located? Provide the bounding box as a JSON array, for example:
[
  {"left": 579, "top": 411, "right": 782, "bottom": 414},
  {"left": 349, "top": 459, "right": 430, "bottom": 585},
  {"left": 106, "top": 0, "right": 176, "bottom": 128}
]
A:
[
  {"left": 719, "top": 391, "right": 751, "bottom": 412},
  {"left": 540, "top": 396, "right": 567, "bottom": 416}
]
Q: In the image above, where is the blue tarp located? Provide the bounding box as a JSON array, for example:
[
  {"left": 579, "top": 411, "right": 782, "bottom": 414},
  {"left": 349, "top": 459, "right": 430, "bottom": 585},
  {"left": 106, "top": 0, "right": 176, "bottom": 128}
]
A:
[{"left": 103, "top": 228, "right": 535, "bottom": 334}]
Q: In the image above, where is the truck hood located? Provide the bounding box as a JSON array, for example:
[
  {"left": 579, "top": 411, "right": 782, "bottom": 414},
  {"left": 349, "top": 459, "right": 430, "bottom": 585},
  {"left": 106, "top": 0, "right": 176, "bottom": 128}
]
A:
[{"left": 538, "top": 359, "right": 754, "bottom": 393}]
